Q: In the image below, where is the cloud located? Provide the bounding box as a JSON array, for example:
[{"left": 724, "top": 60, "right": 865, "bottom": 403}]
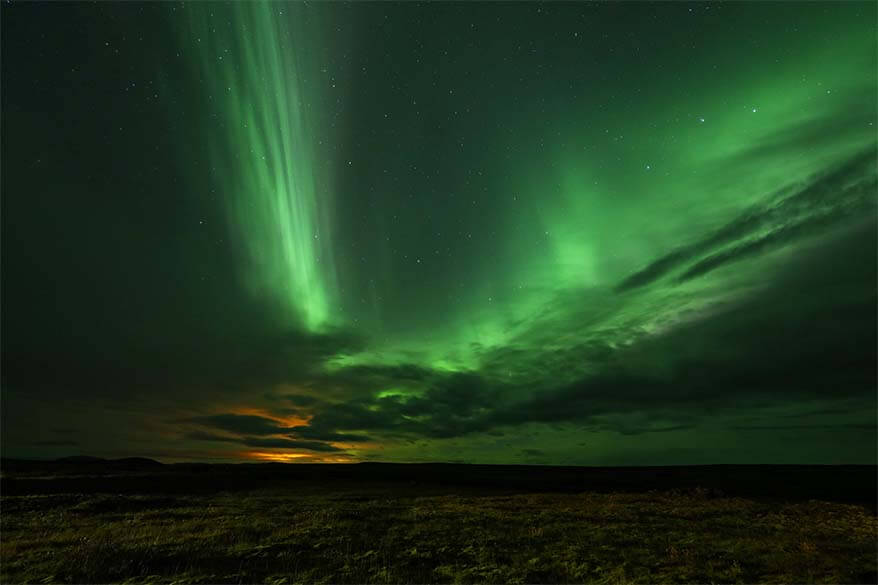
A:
[
  {"left": 187, "top": 414, "right": 284, "bottom": 436},
  {"left": 288, "top": 426, "right": 372, "bottom": 443},
  {"left": 615, "top": 148, "right": 877, "bottom": 292},
  {"left": 287, "top": 214, "right": 876, "bottom": 443},
  {"left": 299, "top": 371, "right": 502, "bottom": 440},
  {"left": 284, "top": 394, "right": 321, "bottom": 407},
  {"left": 728, "top": 423, "right": 876, "bottom": 432},
  {"left": 183, "top": 431, "right": 342, "bottom": 452},
  {"left": 183, "top": 415, "right": 366, "bottom": 451},
  {"left": 495, "top": 218, "right": 877, "bottom": 430},
  {"left": 677, "top": 175, "right": 876, "bottom": 283},
  {"left": 29, "top": 143, "right": 869, "bottom": 461}
]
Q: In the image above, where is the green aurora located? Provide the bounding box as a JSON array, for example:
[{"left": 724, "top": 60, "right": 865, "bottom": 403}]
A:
[
  {"left": 2, "top": 1, "right": 876, "bottom": 464},
  {"left": 185, "top": 4, "right": 339, "bottom": 330}
]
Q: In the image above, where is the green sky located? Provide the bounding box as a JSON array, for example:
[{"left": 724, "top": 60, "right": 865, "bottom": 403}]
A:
[{"left": 2, "top": 1, "right": 876, "bottom": 464}]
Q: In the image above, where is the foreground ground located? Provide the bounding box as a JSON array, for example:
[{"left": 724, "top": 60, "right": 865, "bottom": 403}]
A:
[{"left": 1, "top": 463, "right": 876, "bottom": 583}]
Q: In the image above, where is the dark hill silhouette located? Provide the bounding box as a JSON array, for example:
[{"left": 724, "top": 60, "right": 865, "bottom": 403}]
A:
[
  {"left": 50, "top": 456, "right": 163, "bottom": 469},
  {"left": 55, "top": 455, "right": 107, "bottom": 463},
  {"left": 1, "top": 459, "right": 874, "bottom": 510},
  {"left": 113, "top": 457, "right": 163, "bottom": 467}
]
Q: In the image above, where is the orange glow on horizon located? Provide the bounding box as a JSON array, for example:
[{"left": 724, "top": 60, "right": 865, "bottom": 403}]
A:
[{"left": 245, "top": 451, "right": 356, "bottom": 463}]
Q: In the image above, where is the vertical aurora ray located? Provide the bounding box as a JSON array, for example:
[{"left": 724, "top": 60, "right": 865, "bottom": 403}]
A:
[{"left": 183, "top": 3, "right": 337, "bottom": 330}]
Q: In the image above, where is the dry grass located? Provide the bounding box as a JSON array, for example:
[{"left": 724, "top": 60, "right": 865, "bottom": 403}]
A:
[{"left": 2, "top": 489, "right": 876, "bottom": 584}]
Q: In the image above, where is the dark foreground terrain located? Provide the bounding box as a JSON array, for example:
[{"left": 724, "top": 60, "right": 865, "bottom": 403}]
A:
[{"left": 1, "top": 460, "right": 876, "bottom": 584}]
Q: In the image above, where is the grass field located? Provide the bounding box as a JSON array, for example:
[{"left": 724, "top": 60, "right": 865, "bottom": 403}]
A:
[{"left": 2, "top": 482, "right": 876, "bottom": 584}]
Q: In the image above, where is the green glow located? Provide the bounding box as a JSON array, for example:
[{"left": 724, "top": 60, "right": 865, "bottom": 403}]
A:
[
  {"left": 4, "top": 1, "right": 876, "bottom": 466},
  {"left": 184, "top": 4, "right": 337, "bottom": 330},
  {"left": 162, "top": 2, "right": 875, "bottom": 463},
  {"left": 177, "top": 3, "right": 874, "bottom": 376},
  {"left": 333, "top": 8, "right": 876, "bottom": 382}
]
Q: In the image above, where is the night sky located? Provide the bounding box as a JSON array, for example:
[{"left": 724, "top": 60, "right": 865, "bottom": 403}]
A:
[{"left": 2, "top": 1, "right": 876, "bottom": 465}]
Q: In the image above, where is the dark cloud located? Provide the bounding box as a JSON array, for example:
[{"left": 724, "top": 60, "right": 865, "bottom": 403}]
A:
[
  {"left": 288, "top": 426, "right": 372, "bottom": 443},
  {"left": 183, "top": 431, "right": 342, "bottom": 452},
  {"left": 284, "top": 394, "right": 321, "bottom": 407},
  {"left": 292, "top": 217, "right": 876, "bottom": 442},
  {"left": 495, "top": 219, "right": 878, "bottom": 431},
  {"left": 310, "top": 363, "right": 438, "bottom": 395},
  {"left": 187, "top": 414, "right": 285, "bottom": 436},
  {"left": 248, "top": 438, "right": 342, "bottom": 452},
  {"left": 728, "top": 423, "right": 876, "bottom": 432},
  {"left": 778, "top": 407, "right": 865, "bottom": 419},
  {"left": 677, "top": 176, "right": 876, "bottom": 283},
  {"left": 615, "top": 148, "right": 877, "bottom": 292},
  {"left": 184, "top": 431, "right": 237, "bottom": 443},
  {"left": 615, "top": 249, "right": 694, "bottom": 293},
  {"left": 600, "top": 423, "right": 694, "bottom": 436},
  {"left": 296, "top": 371, "right": 501, "bottom": 440}
]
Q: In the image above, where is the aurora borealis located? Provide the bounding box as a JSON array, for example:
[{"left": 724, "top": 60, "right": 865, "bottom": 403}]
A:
[
  {"left": 2, "top": 1, "right": 876, "bottom": 465},
  {"left": 184, "top": 4, "right": 339, "bottom": 330}
]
